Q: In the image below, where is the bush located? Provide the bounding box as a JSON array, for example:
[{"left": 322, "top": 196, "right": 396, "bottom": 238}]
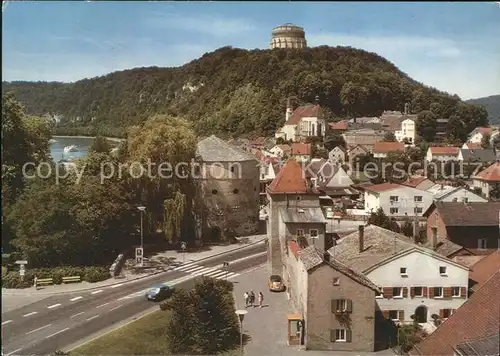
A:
[
  {"left": 1, "top": 272, "right": 32, "bottom": 289},
  {"left": 83, "top": 267, "right": 109, "bottom": 283}
]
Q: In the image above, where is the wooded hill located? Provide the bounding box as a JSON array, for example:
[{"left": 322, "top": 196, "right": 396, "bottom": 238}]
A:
[
  {"left": 466, "top": 95, "right": 500, "bottom": 125},
  {"left": 1, "top": 45, "right": 488, "bottom": 138}
]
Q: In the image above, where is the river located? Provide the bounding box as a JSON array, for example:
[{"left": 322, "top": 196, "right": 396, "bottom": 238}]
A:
[{"left": 49, "top": 136, "right": 120, "bottom": 161}]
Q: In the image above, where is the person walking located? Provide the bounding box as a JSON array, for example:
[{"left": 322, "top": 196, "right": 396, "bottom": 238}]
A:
[
  {"left": 243, "top": 292, "right": 249, "bottom": 308},
  {"left": 249, "top": 290, "right": 255, "bottom": 307},
  {"left": 258, "top": 292, "right": 264, "bottom": 308}
]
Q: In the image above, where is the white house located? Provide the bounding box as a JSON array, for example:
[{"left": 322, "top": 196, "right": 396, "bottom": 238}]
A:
[
  {"left": 468, "top": 127, "right": 499, "bottom": 144},
  {"left": 471, "top": 162, "right": 500, "bottom": 198},
  {"left": 426, "top": 184, "right": 488, "bottom": 203},
  {"left": 260, "top": 158, "right": 279, "bottom": 182},
  {"left": 395, "top": 118, "right": 417, "bottom": 145},
  {"left": 328, "top": 225, "right": 470, "bottom": 325},
  {"left": 328, "top": 146, "right": 347, "bottom": 163},
  {"left": 364, "top": 183, "right": 434, "bottom": 217},
  {"left": 425, "top": 147, "right": 460, "bottom": 162},
  {"left": 269, "top": 144, "right": 291, "bottom": 158},
  {"left": 275, "top": 103, "right": 326, "bottom": 142}
]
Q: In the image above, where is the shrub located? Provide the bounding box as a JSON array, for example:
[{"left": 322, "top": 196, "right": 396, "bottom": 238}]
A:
[
  {"left": 1, "top": 272, "right": 32, "bottom": 289},
  {"left": 82, "top": 266, "right": 109, "bottom": 283}
]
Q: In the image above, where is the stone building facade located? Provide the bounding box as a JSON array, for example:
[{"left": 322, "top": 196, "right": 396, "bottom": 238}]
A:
[
  {"left": 196, "top": 135, "right": 260, "bottom": 241},
  {"left": 270, "top": 24, "right": 307, "bottom": 49}
]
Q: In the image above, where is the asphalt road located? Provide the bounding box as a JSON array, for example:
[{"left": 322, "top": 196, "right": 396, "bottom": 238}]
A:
[{"left": 1, "top": 243, "right": 267, "bottom": 356}]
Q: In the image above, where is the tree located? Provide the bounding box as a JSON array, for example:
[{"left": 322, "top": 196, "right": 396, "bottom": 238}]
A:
[
  {"left": 416, "top": 110, "right": 437, "bottom": 142},
  {"left": 324, "top": 132, "right": 346, "bottom": 152},
  {"left": 481, "top": 133, "right": 491, "bottom": 149},
  {"left": 368, "top": 208, "right": 392, "bottom": 230},
  {"left": 401, "top": 218, "right": 414, "bottom": 237},
  {"left": 490, "top": 183, "right": 500, "bottom": 201},
  {"left": 90, "top": 135, "right": 111, "bottom": 153},
  {"left": 383, "top": 132, "right": 396, "bottom": 142},
  {"left": 398, "top": 323, "right": 428, "bottom": 353}
]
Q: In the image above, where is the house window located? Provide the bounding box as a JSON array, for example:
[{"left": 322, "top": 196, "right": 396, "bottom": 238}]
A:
[
  {"left": 333, "top": 277, "right": 340, "bottom": 286},
  {"left": 393, "top": 287, "right": 403, "bottom": 298},
  {"left": 296, "top": 196, "right": 301, "bottom": 201},
  {"left": 415, "top": 207, "right": 423, "bottom": 214},
  {"left": 414, "top": 287, "right": 423, "bottom": 297},
  {"left": 297, "top": 229, "right": 304, "bottom": 237},
  {"left": 434, "top": 287, "right": 443, "bottom": 298},
  {"left": 400, "top": 267, "right": 407, "bottom": 276},
  {"left": 452, "top": 287, "right": 461, "bottom": 297},
  {"left": 390, "top": 208, "right": 399, "bottom": 214},
  {"left": 233, "top": 189, "right": 239, "bottom": 194},
  {"left": 331, "top": 329, "right": 348, "bottom": 342},
  {"left": 335, "top": 299, "right": 347, "bottom": 312},
  {"left": 390, "top": 196, "right": 399, "bottom": 202},
  {"left": 414, "top": 196, "right": 423, "bottom": 202},
  {"left": 439, "top": 266, "right": 447, "bottom": 275},
  {"left": 211, "top": 189, "right": 218, "bottom": 195},
  {"left": 230, "top": 166, "right": 235, "bottom": 173},
  {"left": 389, "top": 310, "right": 399, "bottom": 320},
  {"left": 310, "top": 229, "right": 318, "bottom": 238},
  {"left": 478, "top": 238, "right": 487, "bottom": 250},
  {"left": 442, "top": 309, "right": 454, "bottom": 318}
]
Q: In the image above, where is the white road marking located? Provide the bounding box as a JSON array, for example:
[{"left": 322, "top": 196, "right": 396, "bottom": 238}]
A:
[
  {"left": 47, "top": 303, "right": 61, "bottom": 309},
  {"left": 4, "top": 347, "right": 23, "bottom": 356},
  {"left": 45, "top": 327, "right": 69, "bottom": 339},
  {"left": 70, "top": 296, "right": 83, "bottom": 301},
  {"left": 25, "top": 324, "right": 51, "bottom": 335},
  {"left": 2, "top": 320, "right": 13, "bottom": 326},
  {"left": 86, "top": 315, "right": 99, "bottom": 321},
  {"left": 172, "top": 262, "right": 196, "bottom": 271},
  {"left": 227, "top": 272, "right": 240, "bottom": 279},
  {"left": 179, "top": 265, "right": 205, "bottom": 273},
  {"left": 110, "top": 283, "right": 123, "bottom": 288},
  {"left": 91, "top": 290, "right": 103, "bottom": 295},
  {"left": 207, "top": 270, "right": 227, "bottom": 278},
  {"left": 96, "top": 302, "right": 109, "bottom": 308},
  {"left": 190, "top": 267, "right": 216, "bottom": 277},
  {"left": 71, "top": 312, "right": 84, "bottom": 318},
  {"left": 203, "top": 269, "right": 223, "bottom": 277},
  {"left": 109, "top": 304, "right": 123, "bottom": 312},
  {"left": 23, "top": 312, "right": 38, "bottom": 317},
  {"left": 117, "top": 296, "right": 128, "bottom": 301},
  {"left": 224, "top": 272, "right": 237, "bottom": 278}
]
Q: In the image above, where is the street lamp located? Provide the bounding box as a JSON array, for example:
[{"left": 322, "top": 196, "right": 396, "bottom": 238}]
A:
[
  {"left": 138, "top": 206, "right": 146, "bottom": 260},
  {"left": 235, "top": 310, "right": 248, "bottom": 356}
]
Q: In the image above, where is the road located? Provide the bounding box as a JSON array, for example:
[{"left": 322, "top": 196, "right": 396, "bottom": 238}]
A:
[{"left": 1, "top": 243, "right": 267, "bottom": 356}]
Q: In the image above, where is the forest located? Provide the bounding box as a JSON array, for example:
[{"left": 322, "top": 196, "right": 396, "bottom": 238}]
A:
[{"left": 1, "top": 45, "right": 490, "bottom": 139}]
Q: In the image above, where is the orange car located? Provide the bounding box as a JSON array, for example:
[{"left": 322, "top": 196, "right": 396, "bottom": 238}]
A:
[{"left": 268, "top": 275, "right": 286, "bottom": 292}]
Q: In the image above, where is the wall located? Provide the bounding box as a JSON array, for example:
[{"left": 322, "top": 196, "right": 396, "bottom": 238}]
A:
[
  {"left": 306, "top": 264, "right": 376, "bottom": 351},
  {"left": 284, "top": 222, "right": 326, "bottom": 252},
  {"left": 377, "top": 186, "right": 433, "bottom": 217},
  {"left": 364, "top": 191, "right": 380, "bottom": 215},
  {"left": 277, "top": 124, "right": 297, "bottom": 142},
  {"left": 469, "top": 132, "right": 483, "bottom": 144},
  {"left": 328, "top": 148, "right": 346, "bottom": 163},
  {"left": 285, "top": 246, "right": 308, "bottom": 317},
  {"left": 298, "top": 117, "right": 327, "bottom": 138},
  {"left": 472, "top": 178, "right": 492, "bottom": 198},
  {"left": 438, "top": 188, "right": 487, "bottom": 203},
  {"left": 326, "top": 167, "right": 354, "bottom": 188},
  {"left": 200, "top": 160, "right": 260, "bottom": 239},
  {"left": 395, "top": 119, "right": 416, "bottom": 144},
  {"left": 366, "top": 250, "right": 469, "bottom": 323}
]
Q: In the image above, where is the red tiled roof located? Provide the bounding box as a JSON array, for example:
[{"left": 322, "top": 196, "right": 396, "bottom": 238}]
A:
[
  {"left": 477, "top": 127, "right": 493, "bottom": 135},
  {"left": 402, "top": 175, "right": 428, "bottom": 188},
  {"left": 253, "top": 150, "right": 264, "bottom": 160},
  {"left": 286, "top": 104, "right": 322, "bottom": 125},
  {"left": 278, "top": 144, "right": 292, "bottom": 154},
  {"left": 429, "top": 146, "right": 460, "bottom": 155},
  {"left": 373, "top": 141, "right": 405, "bottom": 154},
  {"left": 410, "top": 271, "right": 500, "bottom": 356},
  {"left": 464, "top": 142, "right": 481, "bottom": 149},
  {"left": 473, "top": 162, "right": 500, "bottom": 181},
  {"left": 329, "top": 120, "right": 348, "bottom": 130},
  {"left": 364, "top": 183, "right": 402, "bottom": 193},
  {"left": 291, "top": 143, "right": 311, "bottom": 155},
  {"left": 289, "top": 241, "right": 300, "bottom": 258},
  {"left": 470, "top": 250, "right": 500, "bottom": 291},
  {"left": 268, "top": 158, "right": 308, "bottom": 194}
]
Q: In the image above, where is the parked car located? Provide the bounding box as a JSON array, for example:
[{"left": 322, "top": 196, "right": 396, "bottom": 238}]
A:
[
  {"left": 268, "top": 275, "right": 286, "bottom": 292},
  {"left": 145, "top": 283, "right": 175, "bottom": 301}
]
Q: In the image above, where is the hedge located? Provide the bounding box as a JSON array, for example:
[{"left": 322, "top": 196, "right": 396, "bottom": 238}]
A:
[{"left": 1, "top": 266, "right": 109, "bottom": 289}]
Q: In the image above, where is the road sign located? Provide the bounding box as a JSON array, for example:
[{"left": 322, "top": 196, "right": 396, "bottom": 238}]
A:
[
  {"left": 15, "top": 260, "right": 28, "bottom": 265},
  {"left": 223, "top": 262, "right": 229, "bottom": 268},
  {"left": 135, "top": 256, "right": 143, "bottom": 265},
  {"left": 181, "top": 241, "right": 187, "bottom": 250},
  {"left": 20, "top": 269, "right": 25, "bottom": 276},
  {"left": 135, "top": 247, "right": 143, "bottom": 258}
]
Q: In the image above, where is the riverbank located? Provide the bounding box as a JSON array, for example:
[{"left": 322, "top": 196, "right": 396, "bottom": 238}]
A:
[{"left": 53, "top": 135, "right": 125, "bottom": 143}]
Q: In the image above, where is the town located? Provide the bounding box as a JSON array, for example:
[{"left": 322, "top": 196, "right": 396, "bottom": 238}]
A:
[{"left": 2, "top": 3, "right": 500, "bottom": 356}]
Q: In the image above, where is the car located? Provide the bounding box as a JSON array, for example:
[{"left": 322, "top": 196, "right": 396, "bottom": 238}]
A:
[
  {"left": 145, "top": 283, "right": 175, "bottom": 302},
  {"left": 268, "top": 275, "right": 286, "bottom": 292}
]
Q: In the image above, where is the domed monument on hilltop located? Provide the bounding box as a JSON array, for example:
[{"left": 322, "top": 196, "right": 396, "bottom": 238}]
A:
[{"left": 270, "top": 23, "right": 307, "bottom": 49}]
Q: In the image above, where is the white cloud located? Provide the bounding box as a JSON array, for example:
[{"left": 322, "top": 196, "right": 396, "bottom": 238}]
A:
[{"left": 307, "top": 32, "right": 500, "bottom": 99}]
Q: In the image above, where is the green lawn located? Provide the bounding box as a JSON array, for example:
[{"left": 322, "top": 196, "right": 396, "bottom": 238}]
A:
[{"left": 70, "top": 309, "right": 240, "bottom": 355}]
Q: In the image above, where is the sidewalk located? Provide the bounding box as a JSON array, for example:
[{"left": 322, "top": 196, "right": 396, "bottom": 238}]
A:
[{"left": 1, "top": 234, "right": 266, "bottom": 297}]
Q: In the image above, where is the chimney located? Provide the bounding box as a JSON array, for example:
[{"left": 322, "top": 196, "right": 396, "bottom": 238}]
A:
[
  {"left": 431, "top": 227, "right": 438, "bottom": 250},
  {"left": 358, "top": 225, "right": 364, "bottom": 253}
]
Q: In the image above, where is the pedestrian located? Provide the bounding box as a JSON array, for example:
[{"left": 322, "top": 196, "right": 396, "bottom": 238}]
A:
[
  {"left": 243, "top": 291, "right": 249, "bottom": 308},
  {"left": 249, "top": 290, "right": 255, "bottom": 307},
  {"left": 34, "top": 275, "right": 38, "bottom": 290},
  {"left": 258, "top": 292, "right": 264, "bottom": 307}
]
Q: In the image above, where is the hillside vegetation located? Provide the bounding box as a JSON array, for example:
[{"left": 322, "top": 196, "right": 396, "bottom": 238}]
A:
[
  {"left": 1, "top": 46, "right": 489, "bottom": 138},
  {"left": 466, "top": 95, "right": 500, "bottom": 125}
]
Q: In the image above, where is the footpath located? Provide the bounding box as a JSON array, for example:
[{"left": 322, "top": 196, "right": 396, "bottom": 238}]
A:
[{"left": 2, "top": 235, "right": 266, "bottom": 301}]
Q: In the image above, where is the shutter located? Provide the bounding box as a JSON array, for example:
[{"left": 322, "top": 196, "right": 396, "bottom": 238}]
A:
[
  {"left": 429, "top": 287, "right": 434, "bottom": 298},
  {"left": 439, "top": 309, "right": 444, "bottom": 318},
  {"left": 403, "top": 287, "right": 408, "bottom": 298},
  {"left": 383, "top": 287, "right": 393, "bottom": 298},
  {"left": 460, "top": 287, "right": 467, "bottom": 297},
  {"left": 347, "top": 299, "right": 353, "bottom": 313},
  {"left": 410, "top": 287, "right": 415, "bottom": 298},
  {"left": 346, "top": 329, "right": 352, "bottom": 343},
  {"left": 423, "top": 287, "right": 428, "bottom": 298},
  {"left": 330, "top": 329, "right": 335, "bottom": 342},
  {"left": 444, "top": 287, "right": 452, "bottom": 298},
  {"left": 383, "top": 310, "right": 390, "bottom": 319},
  {"left": 399, "top": 310, "right": 405, "bottom": 321},
  {"left": 331, "top": 299, "right": 337, "bottom": 313}
]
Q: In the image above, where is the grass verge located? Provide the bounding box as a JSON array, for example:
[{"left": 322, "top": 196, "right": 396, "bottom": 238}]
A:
[{"left": 70, "top": 309, "right": 240, "bottom": 355}]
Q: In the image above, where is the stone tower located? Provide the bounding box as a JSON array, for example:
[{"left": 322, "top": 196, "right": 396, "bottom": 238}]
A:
[{"left": 270, "top": 24, "right": 307, "bottom": 49}]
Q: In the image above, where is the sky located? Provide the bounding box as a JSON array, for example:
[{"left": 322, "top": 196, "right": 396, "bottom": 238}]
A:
[{"left": 2, "top": 1, "right": 500, "bottom": 100}]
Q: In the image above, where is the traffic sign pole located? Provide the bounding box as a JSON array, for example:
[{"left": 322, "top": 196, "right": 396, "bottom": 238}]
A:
[{"left": 181, "top": 241, "right": 187, "bottom": 263}]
